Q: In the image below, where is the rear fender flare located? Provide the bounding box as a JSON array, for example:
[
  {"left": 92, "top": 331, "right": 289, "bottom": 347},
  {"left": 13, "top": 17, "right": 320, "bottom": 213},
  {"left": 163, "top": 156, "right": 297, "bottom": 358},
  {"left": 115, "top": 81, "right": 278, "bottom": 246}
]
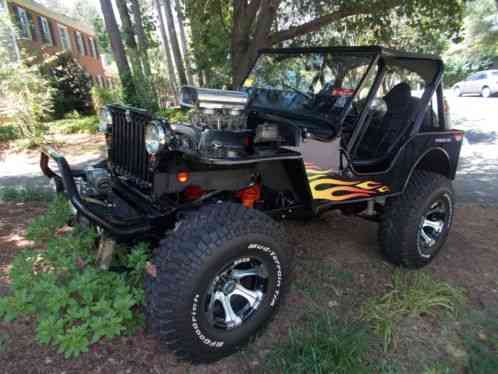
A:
[{"left": 403, "top": 147, "right": 451, "bottom": 192}]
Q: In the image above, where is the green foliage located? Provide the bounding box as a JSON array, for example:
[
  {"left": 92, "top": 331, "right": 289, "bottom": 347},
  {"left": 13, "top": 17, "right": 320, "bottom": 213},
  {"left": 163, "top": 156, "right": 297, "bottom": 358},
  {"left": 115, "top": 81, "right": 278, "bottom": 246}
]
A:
[
  {"left": 0, "top": 198, "right": 149, "bottom": 358},
  {"left": 260, "top": 314, "right": 371, "bottom": 373},
  {"left": 91, "top": 86, "right": 122, "bottom": 114},
  {"left": 0, "top": 186, "right": 53, "bottom": 203},
  {"left": 185, "top": 0, "right": 465, "bottom": 88},
  {"left": 0, "top": 124, "right": 19, "bottom": 142},
  {"left": 49, "top": 113, "right": 99, "bottom": 135},
  {"left": 461, "top": 305, "right": 498, "bottom": 374},
  {"left": 39, "top": 51, "right": 94, "bottom": 119},
  {"left": 444, "top": 0, "right": 498, "bottom": 86},
  {"left": 361, "top": 270, "right": 465, "bottom": 351},
  {"left": 26, "top": 196, "right": 73, "bottom": 243},
  {"left": 157, "top": 107, "right": 190, "bottom": 123},
  {"left": 185, "top": 0, "right": 233, "bottom": 87},
  {"left": 0, "top": 16, "right": 53, "bottom": 143}
]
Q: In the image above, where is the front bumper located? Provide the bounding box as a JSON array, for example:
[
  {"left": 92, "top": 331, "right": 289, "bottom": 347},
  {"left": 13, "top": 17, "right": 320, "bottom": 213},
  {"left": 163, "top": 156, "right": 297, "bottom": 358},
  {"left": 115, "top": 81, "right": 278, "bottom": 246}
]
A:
[{"left": 40, "top": 147, "right": 154, "bottom": 238}]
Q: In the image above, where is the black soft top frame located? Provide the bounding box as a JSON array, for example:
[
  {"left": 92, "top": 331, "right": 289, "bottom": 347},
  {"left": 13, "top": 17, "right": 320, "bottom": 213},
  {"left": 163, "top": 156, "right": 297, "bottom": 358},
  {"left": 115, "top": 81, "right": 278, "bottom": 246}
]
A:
[{"left": 257, "top": 46, "right": 443, "bottom": 83}]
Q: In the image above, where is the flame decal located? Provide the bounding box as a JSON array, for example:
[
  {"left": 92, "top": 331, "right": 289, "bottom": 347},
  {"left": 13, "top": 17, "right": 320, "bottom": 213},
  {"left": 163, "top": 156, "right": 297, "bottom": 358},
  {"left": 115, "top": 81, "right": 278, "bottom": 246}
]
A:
[{"left": 305, "top": 165, "right": 390, "bottom": 201}]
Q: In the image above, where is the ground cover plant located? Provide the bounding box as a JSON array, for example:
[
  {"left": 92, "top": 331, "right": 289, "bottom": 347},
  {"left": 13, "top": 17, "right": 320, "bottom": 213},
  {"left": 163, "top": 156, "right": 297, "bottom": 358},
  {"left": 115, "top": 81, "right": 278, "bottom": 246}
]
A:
[
  {"left": 0, "top": 197, "right": 149, "bottom": 358},
  {"left": 0, "top": 186, "right": 54, "bottom": 203}
]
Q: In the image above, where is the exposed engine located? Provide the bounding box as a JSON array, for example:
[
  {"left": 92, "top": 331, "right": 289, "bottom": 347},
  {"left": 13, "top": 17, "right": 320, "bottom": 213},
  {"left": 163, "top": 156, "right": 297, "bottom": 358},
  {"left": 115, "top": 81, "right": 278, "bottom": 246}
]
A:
[
  {"left": 173, "top": 86, "right": 300, "bottom": 159},
  {"left": 180, "top": 86, "right": 248, "bottom": 131}
]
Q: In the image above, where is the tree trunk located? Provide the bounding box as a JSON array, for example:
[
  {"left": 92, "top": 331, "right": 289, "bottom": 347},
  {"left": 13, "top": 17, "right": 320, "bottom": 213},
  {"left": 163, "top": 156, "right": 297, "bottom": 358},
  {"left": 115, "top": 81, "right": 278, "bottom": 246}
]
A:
[
  {"left": 155, "top": 0, "right": 178, "bottom": 102},
  {"left": 162, "top": 0, "right": 188, "bottom": 86},
  {"left": 115, "top": 1, "right": 143, "bottom": 82},
  {"left": 231, "top": 0, "right": 278, "bottom": 89},
  {"left": 99, "top": 0, "right": 136, "bottom": 103},
  {"left": 173, "top": 0, "right": 193, "bottom": 85},
  {"left": 130, "top": 0, "right": 158, "bottom": 110},
  {"left": 230, "top": 0, "right": 403, "bottom": 89},
  {"left": 129, "top": 0, "right": 152, "bottom": 78}
]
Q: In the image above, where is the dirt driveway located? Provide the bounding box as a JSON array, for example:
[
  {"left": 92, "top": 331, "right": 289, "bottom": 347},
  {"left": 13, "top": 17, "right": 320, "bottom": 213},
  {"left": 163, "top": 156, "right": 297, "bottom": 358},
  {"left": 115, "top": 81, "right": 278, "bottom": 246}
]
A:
[{"left": 0, "top": 201, "right": 496, "bottom": 374}]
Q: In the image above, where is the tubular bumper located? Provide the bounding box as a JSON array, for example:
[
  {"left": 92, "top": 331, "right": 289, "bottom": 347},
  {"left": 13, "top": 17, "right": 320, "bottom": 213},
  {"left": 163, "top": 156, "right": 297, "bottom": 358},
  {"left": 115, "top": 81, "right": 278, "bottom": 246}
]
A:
[{"left": 40, "top": 147, "right": 152, "bottom": 238}]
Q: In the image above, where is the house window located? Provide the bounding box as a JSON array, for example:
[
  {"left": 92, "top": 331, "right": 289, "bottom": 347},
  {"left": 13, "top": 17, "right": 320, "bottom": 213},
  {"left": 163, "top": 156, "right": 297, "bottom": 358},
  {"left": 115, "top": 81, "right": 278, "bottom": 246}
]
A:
[
  {"left": 89, "top": 37, "right": 97, "bottom": 58},
  {"left": 75, "top": 31, "right": 85, "bottom": 55},
  {"left": 16, "top": 6, "right": 31, "bottom": 39},
  {"left": 39, "top": 16, "right": 53, "bottom": 45},
  {"left": 58, "top": 24, "right": 71, "bottom": 51}
]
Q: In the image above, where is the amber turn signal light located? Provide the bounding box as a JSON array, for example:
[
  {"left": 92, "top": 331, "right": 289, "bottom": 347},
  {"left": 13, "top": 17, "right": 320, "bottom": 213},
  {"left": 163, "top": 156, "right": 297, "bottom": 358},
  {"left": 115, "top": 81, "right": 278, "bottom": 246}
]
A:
[{"left": 177, "top": 171, "right": 190, "bottom": 183}]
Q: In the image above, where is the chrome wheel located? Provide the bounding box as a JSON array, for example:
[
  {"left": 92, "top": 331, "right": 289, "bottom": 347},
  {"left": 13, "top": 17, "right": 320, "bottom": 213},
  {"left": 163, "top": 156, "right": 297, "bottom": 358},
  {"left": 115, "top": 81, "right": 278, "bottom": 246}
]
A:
[
  {"left": 205, "top": 257, "right": 269, "bottom": 330},
  {"left": 418, "top": 196, "right": 450, "bottom": 257}
]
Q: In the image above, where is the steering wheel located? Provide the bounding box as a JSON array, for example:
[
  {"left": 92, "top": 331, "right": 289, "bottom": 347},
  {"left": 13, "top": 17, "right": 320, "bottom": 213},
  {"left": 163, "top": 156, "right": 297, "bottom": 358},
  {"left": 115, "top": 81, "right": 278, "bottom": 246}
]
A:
[{"left": 282, "top": 83, "right": 313, "bottom": 100}]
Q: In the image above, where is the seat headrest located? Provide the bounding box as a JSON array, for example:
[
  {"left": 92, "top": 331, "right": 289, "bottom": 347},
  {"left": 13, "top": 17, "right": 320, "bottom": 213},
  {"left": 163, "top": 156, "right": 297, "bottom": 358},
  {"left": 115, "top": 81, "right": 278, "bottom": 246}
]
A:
[{"left": 384, "top": 82, "right": 412, "bottom": 109}]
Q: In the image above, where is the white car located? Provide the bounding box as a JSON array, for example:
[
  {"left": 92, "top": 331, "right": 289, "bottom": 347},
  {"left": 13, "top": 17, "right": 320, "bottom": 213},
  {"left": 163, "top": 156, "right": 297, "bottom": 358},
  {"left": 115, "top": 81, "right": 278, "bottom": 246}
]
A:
[{"left": 453, "top": 70, "right": 498, "bottom": 98}]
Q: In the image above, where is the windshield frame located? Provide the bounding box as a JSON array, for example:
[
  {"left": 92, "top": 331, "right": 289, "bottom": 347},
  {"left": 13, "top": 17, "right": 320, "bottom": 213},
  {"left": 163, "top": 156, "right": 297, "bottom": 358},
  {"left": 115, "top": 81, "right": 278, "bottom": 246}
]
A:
[{"left": 242, "top": 48, "right": 380, "bottom": 140}]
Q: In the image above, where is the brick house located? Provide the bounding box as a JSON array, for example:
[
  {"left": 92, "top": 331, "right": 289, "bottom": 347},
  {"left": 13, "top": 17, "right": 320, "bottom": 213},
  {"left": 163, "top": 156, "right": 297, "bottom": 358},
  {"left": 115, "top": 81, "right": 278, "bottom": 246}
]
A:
[{"left": 1, "top": 0, "right": 113, "bottom": 88}]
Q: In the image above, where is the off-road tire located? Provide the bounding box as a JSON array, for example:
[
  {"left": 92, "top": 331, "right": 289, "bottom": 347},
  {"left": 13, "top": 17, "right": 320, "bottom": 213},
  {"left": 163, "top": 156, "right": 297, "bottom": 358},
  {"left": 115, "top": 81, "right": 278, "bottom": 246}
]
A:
[
  {"left": 379, "top": 171, "right": 455, "bottom": 269},
  {"left": 145, "top": 203, "right": 291, "bottom": 363}
]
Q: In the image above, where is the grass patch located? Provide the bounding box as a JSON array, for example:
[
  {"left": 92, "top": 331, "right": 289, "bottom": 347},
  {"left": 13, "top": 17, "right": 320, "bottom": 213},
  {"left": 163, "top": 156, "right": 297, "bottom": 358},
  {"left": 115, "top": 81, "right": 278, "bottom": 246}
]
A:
[
  {"left": 49, "top": 113, "right": 99, "bottom": 135},
  {"left": 0, "top": 186, "right": 54, "bottom": 203},
  {"left": 460, "top": 305, "right": 498, "bottom": 374},
  {"left": 361, "top": 270, "right": 465, "bottom": 351},
  {"left": 293, "top": 258, "right": 353, "bottom": 303},
  {"left": 260, "top": 314, "right": 371, "bottom": 374},
  {"left": 422, "top": 363, "right": 456, "bottom": 374}
]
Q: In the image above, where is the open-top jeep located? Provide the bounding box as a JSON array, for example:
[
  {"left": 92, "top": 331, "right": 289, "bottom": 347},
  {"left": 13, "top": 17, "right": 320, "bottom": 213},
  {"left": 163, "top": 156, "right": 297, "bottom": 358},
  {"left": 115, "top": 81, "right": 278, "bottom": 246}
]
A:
[{"left": 41, "top": 46, "right": 464, "bottom": 362}]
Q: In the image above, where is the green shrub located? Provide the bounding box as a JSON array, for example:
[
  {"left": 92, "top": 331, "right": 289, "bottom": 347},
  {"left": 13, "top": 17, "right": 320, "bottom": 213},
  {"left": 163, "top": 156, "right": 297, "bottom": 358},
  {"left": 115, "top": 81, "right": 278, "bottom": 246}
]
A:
[
  {"left": 0, "top": 198, "right": 149, "bottom": 358},
  {"left": 0, "top": 124, "right": 18, "bottom": 142},
  {"left": 361, "top": 270, "right": 465, "bottom": 351},
  {"left": 261, "top": 314, "right": 371, "bottom": 373},
  {"left": 48, "top": 113, "right": 99, "bottom": 135},
  {"left": 0, "top": 47, "right": 53, "bottom": 142},
  {"left": 39, "top": 51, "right": 94, "bottom": 119},
  {"left": 91, "top": 86, "right": 122, "bottom": 114},
  {"left": 0, "top": 186, "right": 53, "bottom": 203},
  {"left": 158, "top": 107, "right": 190, "bottom": 123}
]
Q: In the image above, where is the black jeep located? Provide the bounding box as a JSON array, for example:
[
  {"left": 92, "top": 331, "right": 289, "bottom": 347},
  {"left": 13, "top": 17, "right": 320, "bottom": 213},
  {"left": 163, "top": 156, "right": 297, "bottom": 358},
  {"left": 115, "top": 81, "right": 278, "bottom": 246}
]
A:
[{"left": 41, "top": 46, "right": 464, "bottom": 362}]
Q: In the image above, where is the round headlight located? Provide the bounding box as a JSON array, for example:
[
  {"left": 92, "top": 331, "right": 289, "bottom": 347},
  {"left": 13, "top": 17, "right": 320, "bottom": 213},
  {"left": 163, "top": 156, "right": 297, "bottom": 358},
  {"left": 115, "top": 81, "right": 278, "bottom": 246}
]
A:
[
  {"left": 99, "top": 107, "right": 112, "bottom": 132},
  {"left": 145, "top": 122, "right": 167, "bottom": 155}
]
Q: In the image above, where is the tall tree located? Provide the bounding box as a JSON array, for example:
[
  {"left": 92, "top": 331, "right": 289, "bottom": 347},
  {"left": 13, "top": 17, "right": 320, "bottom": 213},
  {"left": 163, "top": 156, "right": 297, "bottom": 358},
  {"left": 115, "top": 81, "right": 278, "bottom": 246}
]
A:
[
  {"left": 187, "top": 0, "right": 465, "bottom": 88},
  {"left": 99, "top": 0, "right": 136, "bottom": 104},
  {"left": 155, "top": 0, "right": 178, "bottom": 99},
  {"left": 130, "top": 0, "right": 158, "bottom": 109},
  {"left": 174, "top": 0, "right": 194, "bottom": 84},
  {"left": 130, "top": 0, "right": 153, "bottom": 78},
  {"left": 163, "top": 0, "right": 188, "bottom": 86},
  {"left": 115, "top": 1, "right": 144, "bottom": 86}
]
